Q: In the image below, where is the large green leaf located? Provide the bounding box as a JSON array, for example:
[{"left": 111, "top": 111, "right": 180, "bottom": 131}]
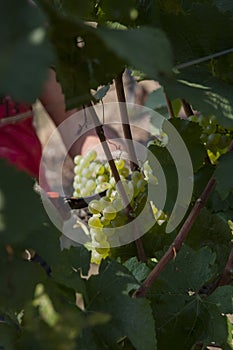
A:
[
  {"left": 98, "top": 26, "right": 173, "bottom": 79},
  {"left": 37, "top": 0, "right": 125, "bottom": 108},
  {"left": 213, "top": 152, "right": 233, "bottom": 200},
  {"left": 149, "top": 245, "right": 232, "bottom": 349},
  {"left": 161, "top": 3, "right": 233, "bottom": 65},
  {"left": 0, "top": 160, "right": 47, "bottom": 245},
  {"left": 76, "top": 259, "right": 157, "bottom": 350},
  {"left": 162, "top": 67, "right": 233, "bottom": 128},
  {"left": 0, "top": 0, "right": 53, "bottom": 102}
]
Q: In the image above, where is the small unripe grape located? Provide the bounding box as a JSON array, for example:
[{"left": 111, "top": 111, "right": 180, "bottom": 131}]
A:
[
  {"left": 112, "top": 198, "right": 123, "bottom": 211},
  {"left": 88, "top": 199, "right": 103, "bottom": 214},
  {"left": 88, "top": 215, "right": 103, "bottom": 228},
  {"left": 80, "top": 188, "right": 90, "bottom": 197},
  {"left": 95, "top": 164, "right": 105, "bottom": 175},
  {"left": 74, "top": 155, "right": 82, "bottom": 165},
  {"left": 86, "top": 179, "right": 96, "bottom": 192},
  {"left": 97, "top": 175, "right": 108, "bottom": 184},
  {"left": 205, "top": 124, "right": 216, "bottom": 134},
  {"left": 100, "top": 196, "right": 111, "bottom": 207},
  {"left": 206, "top": 133, "right": 220, "bottom": 146},
  {"left": 95, "top": 183, "right": 111, "bottom": 193},
  {"left": 74, "top": 165, "right": 81, "bottom": 175},
  {"left": 80, "top": 157, "right": 90, "bottom": 168},
  {"left": 189, "top": 115, "right": 198, "bottom": 123},
  {"left": 115, "top": 159, "right": 125, "bottom": 170},
  {"left": 74, "top": 174, "right": 82, "bottom": 183},
  {"left": 218, "top": 135, "right": 231, "bottom": 149},
  {"left": 103, "top": 206, "right": 117, "bottom": 221},
  {"left": 199, "top": 115, "right": 209, "bottom": 127},
  {"left": 137, "top": 179, "right": 147, "bottom": 193},
  {"left": 82, "top": 168, "right": 92, "bottom": 178},
  {"left": 200, "top": 133, "right": 208, "bottom": 143},
  {"left": 85, "top": 150, "right": 97, "bottom": 162},
  {"left": 101, "top": 217, "right": 111, "bottom": 226},
  {"left": 120, "top": 167, "right": 130, "bottom": 178}
]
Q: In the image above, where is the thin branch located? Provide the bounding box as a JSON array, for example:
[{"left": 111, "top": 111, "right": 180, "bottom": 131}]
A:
[
  {"left": 87, "top": 103, "right": 146, "bottom": 262},
  {"left": 133, "top": 177, "right": 216, "bottom": 297},
  {"left": 181, "top": 99, "right": 194, "bottom": 118},
  {"left": 165, "top": 93, "right": 175, "bottom": 118},
  {"left": 115, "top": 72, "right": 139, "bottom": 171},
  {"left": 175, "top": 47, "right": 233, "bottom": 70},
  {"left": 217, "top": 246, "right": 233, "bottom": 286}
]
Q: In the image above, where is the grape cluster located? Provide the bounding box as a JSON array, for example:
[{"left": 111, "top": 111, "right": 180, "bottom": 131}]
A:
[
  {"left": 189, "top": 114, "right": 232, "bottom": 155},
  {"left": 72, "top": 150, "right": 154, "bottom": 264}
]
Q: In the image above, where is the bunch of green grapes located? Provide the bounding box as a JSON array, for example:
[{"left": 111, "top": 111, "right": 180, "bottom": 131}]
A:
[
  {"left": 189, "top": 114, "right": 232, "bottom": 155},
  {"left": 72, "top": 150, "right": 157, "bottom": 264}
]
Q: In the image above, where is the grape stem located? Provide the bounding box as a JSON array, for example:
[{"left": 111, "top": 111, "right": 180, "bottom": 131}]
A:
[
  {"left": 114, "top": 71, "right": 139, "bottom": 172},
  {"left": 133, "top": 176, "right": 216, "bottom": 298},
  {"left": 165, "top": 93, "right": 175, "bottom": 118},
  {"left": 87, "top": 103, "right": 147, "bottom": 262}
]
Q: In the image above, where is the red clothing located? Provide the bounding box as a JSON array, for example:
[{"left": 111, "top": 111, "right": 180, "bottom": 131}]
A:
[{"left": 0, "top": 96, "right": 42, "bottom": 178}]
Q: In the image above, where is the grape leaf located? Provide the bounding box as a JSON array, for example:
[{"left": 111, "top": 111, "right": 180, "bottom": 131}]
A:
[
  {"left": 171, "top": 119, "right": 206, "bottom": 172},
  {"left": 77, "top": 259, "right": 157, "bottom": 350},
  {"left": 208, "top": 285, "right": 233, "bottom": 314},
  {"left": 186, "top": 208, "right": 232, "bottom": 269},
  {"left": 162, "top": 67, "right": 233, "bottom": 128},
  {"left": 0, "top": 258, "right": 46, "bottom": 312},
  {"left": 98, "top": 26, "right": 173, "bottom": 79},
  {"left": 0, "top": 0, "right": 53, "bottom": 102},
  {"left": 0, "top": 160, "right": 47, "bottom": 245},
  {"left": 148, "top": 245, "right": 232, "bottom": 349},
  {"left": 124, "top": 257, "right": 151, "bottom": 283},
  {"left": 213, "top": 152, "right": 233, "bottom": 200}
]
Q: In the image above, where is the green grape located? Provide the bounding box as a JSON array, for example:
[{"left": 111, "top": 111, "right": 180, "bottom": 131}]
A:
[
  {"left": 132, "top": 171, "right": 144, "bottom": 184},
  {"left": 115, "top": 159, "right": 125, "bottom": 170},
  {"left": 136, "top": 179, "right": 147, "bottom": 193},
  {"left": 89, "top": 161, "right": 97, "bottom": 172},
  {"left": 95, "top": 164, "right": 105, "bottom": 175},
  {"left": 189, "top": 115, "right": 198, "bottom": 123},
  {"left": 74, "top": 165, "right": 81, "bottom": 175},
  {"left": 99, "top": 196, "right": 111, "bottom": 207},
  {"left": 96, "top": 245, "right": 110, "bottom": 254},
  {"left": 200, "top": 133, "right": 208, "bottom": 143},
  {"left": 85, "top": 149, "right": 97, "bottom": 162},
  {"left": 80, "top": 157, "right": 90, "bottom": 168},
  {"left": 96, "top": 174, "right": 108, "bottom": 184},
  {"left": 81, "top": 176, "right": 87, "bottom": 185},
  {"left": 74, "top": 155, "right": 82, "bottom": 165},
  {"left": 105, "top": 163, "right": 110, "bottom": 172},
  {"left": 205, "top": 124, "right": 216, "bottom": 134},
  {"left": 86, "top": 179, "right": 96, "bottom": 192},
  {"left": 206, "top": 133, "right": 220, "bottom": 146},
  {"left": 74, "top": 174, "right": 82, "bottom": 183},
  {"left": 112, "top": 198, "right": 123, "bottom": 211},
  {"left": 210, "top": 115, "right": 217, "bottom": 125},
  {"left": 95, "top": 183, "right": 111, "bottom": 193},
  {"left": 82, "top": 168, "right": 92, "bottom": 178},
  {"left": 100, "top": 216, "right": 111, "bottom": 226},
  {"left": 120, "top": 167, "right": 130, "bottom": 177},
  {"left": 199, "top": 115, "right": 210, "bottom": 127},
  {"left": 73, "top": 182, "right": 82, "bottom": 190},
  {"left": 218, "top": 135, "right": 231, "bottom": 149},
  {"left": 109, "top": 177, "right": 116, "bottom": 187},
  {"left": 88, "top": 215, "right": 103, "bottom": 228},
  {"left": 88, "top": 199, "right": 104, "bottom": 214},
  {"left": 102, "top": 206, "right": 117, "bottom": 221},
  {"left": 80, "top": 188, "right": 90, "bottom": 197}
]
